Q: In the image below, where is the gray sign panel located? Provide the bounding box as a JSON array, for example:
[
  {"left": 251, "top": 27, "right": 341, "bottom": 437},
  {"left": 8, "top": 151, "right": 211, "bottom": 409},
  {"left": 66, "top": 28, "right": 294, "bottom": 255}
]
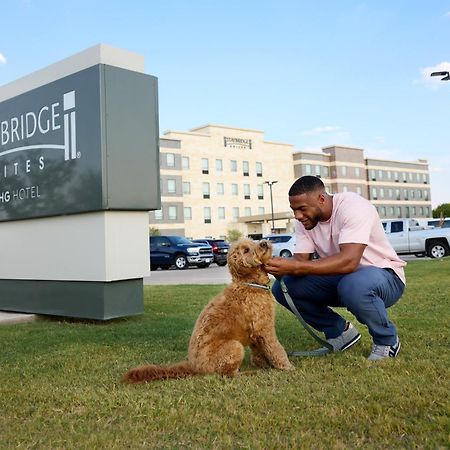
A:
[{"left": 0, "top": 64, "right": 159, "bottom": 222}]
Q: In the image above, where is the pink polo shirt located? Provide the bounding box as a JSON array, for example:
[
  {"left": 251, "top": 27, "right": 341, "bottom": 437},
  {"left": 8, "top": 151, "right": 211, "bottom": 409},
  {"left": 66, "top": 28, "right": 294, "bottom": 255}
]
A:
[{"left": 294, "top": 192, "right": 406, "bottom": 284}]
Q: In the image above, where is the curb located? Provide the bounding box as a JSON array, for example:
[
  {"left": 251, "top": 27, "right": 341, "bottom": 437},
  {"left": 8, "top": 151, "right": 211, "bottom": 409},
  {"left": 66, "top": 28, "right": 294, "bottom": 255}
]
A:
[{"left": 0, "top": 311, "right": 38, "bottom": 326}]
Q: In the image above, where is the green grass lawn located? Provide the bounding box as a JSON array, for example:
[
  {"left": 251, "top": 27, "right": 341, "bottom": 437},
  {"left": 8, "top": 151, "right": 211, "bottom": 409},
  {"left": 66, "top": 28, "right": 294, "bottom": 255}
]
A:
[{"left": 1, "top": 259, "right": 449, "bottom": 449}]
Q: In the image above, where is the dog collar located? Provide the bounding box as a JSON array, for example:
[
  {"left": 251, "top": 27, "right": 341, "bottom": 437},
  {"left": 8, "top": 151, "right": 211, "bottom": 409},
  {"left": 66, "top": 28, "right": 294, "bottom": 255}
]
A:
[{"left": 243, "top": 282, "right": 271, "bottom": 290}]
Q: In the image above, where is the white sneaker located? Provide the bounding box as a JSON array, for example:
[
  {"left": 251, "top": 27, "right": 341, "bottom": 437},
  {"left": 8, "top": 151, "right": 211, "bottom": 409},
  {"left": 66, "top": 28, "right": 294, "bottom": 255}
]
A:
[
  {"left": 368, "top": 338, "right": 401, "bottom": 361},
  {"left": 324, "top": 322, "right": 361, "bottom": 352}
]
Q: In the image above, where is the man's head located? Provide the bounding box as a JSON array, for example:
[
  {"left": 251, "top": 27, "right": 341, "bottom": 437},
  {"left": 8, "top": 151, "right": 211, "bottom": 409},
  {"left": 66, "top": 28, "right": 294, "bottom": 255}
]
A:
[{"left": 288, "top": 176, "right": 331, "bottom": 230}]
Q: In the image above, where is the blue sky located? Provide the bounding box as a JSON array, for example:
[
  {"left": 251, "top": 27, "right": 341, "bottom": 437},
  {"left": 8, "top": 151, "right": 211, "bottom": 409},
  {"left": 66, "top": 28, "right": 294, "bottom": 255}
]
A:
[{"left": 1, "top": 0, "right": 449, "bottom": 207}]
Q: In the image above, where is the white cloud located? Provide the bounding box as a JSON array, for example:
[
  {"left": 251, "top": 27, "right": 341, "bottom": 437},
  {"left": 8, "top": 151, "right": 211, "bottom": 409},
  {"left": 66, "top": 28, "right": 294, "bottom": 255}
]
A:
[
  {"left": 445, "top": 11, "right": 450, "bottom": 17},
  {"left": 0, "top": 53, "right": 6, "bottom": 64},
  {"left": 302, "top": 125, "right": 342, "bottom": 136},
  {"left": 416, "top": 61, "right": 450, "bottom": 88}
]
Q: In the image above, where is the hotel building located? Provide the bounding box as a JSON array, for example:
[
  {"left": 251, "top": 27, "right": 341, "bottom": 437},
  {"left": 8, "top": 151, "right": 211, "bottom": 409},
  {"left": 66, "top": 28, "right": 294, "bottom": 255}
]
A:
[{"left": 150, "top": 124, "right": 432, "bottom": 239}]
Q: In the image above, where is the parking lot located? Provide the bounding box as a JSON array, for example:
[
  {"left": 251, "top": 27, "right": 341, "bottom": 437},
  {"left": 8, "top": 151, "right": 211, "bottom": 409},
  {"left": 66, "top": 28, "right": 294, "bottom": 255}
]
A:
[{"left": 144, "top": 254, "right": 426, "bottom": 285}]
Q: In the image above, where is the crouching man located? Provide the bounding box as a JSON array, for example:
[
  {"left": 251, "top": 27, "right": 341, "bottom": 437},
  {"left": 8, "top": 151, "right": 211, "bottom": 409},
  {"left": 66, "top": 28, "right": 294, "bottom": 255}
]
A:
[{"left": 265, "top": 176, "right": 406, "bottom": 361}]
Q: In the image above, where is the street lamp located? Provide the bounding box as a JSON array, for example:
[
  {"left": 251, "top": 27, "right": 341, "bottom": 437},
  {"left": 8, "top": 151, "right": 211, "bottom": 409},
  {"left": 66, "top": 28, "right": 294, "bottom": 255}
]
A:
[
  {"left": 264, "top": 180, "right": 278, "bottom": 233},
  {"left": 430, "top": 71, "right": 450, "bottom": 81}
]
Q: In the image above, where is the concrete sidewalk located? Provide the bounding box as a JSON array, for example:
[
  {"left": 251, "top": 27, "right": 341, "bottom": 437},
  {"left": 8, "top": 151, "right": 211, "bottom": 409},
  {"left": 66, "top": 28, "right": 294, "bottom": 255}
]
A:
[{"left": 0, "top": 311, "right": 38, "bottom": 326}]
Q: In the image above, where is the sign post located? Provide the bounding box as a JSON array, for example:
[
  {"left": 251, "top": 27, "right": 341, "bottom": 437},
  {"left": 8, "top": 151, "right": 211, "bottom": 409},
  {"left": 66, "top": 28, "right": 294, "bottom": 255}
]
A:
[{"left": 0, "top": 44, "right": 160, "bottom": 319}]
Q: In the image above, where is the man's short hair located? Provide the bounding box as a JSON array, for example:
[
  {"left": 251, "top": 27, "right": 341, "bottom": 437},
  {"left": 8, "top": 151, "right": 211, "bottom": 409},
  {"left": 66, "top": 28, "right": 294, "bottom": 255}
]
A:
[{"left": 289, "top": 176, "right": 325, "bottom": 196}]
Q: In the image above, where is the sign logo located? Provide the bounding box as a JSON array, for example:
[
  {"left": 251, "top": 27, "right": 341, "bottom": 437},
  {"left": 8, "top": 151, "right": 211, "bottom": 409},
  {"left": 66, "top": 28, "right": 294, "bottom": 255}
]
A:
[
  {"left": 224, "top": 136, "right": 252, "bottom": 149},
  {"left": 0, "top": 90, "right": 78, "bottom": 161}
]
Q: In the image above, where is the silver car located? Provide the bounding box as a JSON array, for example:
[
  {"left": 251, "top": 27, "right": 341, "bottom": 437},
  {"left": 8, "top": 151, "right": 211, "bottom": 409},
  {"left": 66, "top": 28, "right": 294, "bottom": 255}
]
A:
[{"left": 264, "top": 234, "right": 296, "bottom": 258}]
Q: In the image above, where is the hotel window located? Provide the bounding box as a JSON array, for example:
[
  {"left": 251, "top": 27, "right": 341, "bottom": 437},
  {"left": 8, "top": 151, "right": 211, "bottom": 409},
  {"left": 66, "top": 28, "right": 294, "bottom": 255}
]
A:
[
  {"left": 394, "top": 171, "right": 399, "bottom": 182},
  {"left": 355, "top": 167, "right": 361, "bottom": 177},
  {"left": 371, "top": 170, "right": 376, "bottom": 181},
  {"left": 387, "top": 170, "right": 391, "bottom": 180},
  {"left": 244, "top": 184, "right": 251, "bottom": 199},
  {"left": 395, "top": 207, "right": 401, "bottom": 217},
  {"left": 182, "top": 156, "right": 190, "bottom": 169},
  {"left": 231, "top": 183, "right": 238, "bottom": 195},
  {"left": 419, "top": 207, "right": 423, "bottom": 216},
  {"left": 416, "top": 173, "right": 421, "bottom": 182},
  {"left": 184, "top": 207, "right": 192, "bottom": 220},
  {"left": 389, "top": 207, "right": 394, "bottom": 216},
  {"left": 244, "top": 207, "right": 252, "bottom": 216},
  {"left": 388, "top": 189, "right": 393, "bottom": 199},
  {"left": 395, "top": 189, "right": 400, "bottom": 200},
  {"left": 168, "top": 206, "right": 177, "bottom": 220},
  {"left": 154, "top": 209, "right": 162, "bottom": 220},
  {"left": 412, "top": 206, "right": 416, "bottom": 216},
  {"left": 404, "top": 189, "right": 408, "bottom": 200},
  {"left": 402, "top": 172, "right": 407, "bottom": 182},
  {"left": 323, "top": 166, "right": 330, "bottom": 177},
  {"left": 417, "top": 190, "right": 422, "bottom": 199},
  {"left": 217, "top": 183, "right": 224, "bottom": 195},
  {"left": 218, "top": 207, "right": 225, "bottom": 220},
  {"left": 232, "top": 207, "right": 239, "bottom": 219},
  {"left": 424, "top": 190, "right": 429, "bottom": 200},
  {"left": 381, "top": 206, "right": 386, "bottom": 216},
  {"left": 315, "top": 165, "right": 321, "bottom": 176},
  {"left": 256, "top": 162, "right": 263, "bottom": 177},
  {"left": 167, "top": 179, "right": 176, "bottom": 194},
  {"left": 342, "top": 166, "right": 347, "bottom": 177},
  {"left": 257, "top": 184, "right": 264, "bottom": 200},
  {"left": 378, "top": 170, "right": 383, "bottom": 179},
  {"left": 343, "top": 186, "right": 348, "bottom": 192},
  {"left": 216, "top": 159, "right": 223, "bottom": 172},
  {"left": 372, "top": 187, "right": 377, "bottom": 199},
  {"left": 166, "top": 153, "right": 175, "bottom": 167},
  {"left": 204, "top": 207, "right": 211, "bottom": 224},
  {"left": 425, "top": 206, "right": 430, "bottom": 216},
  {"left": 230, "top": 160, "right": 237, "bottom": 172},
  {"left": 243, "top": 161, "right": 249, "bottom": 176},
  {"left": 410, "top": 189, "right": 415, "bottom": 199},
  {"left": 304, "top": 164, "right": 312, "bottom": 175},
  {"left": 409, "top": 172, "right": 414, "bottom": 181},
  {"left": 183, "top": 182, "right": 191, "bottom": 195},
  {"left": 379, "top": 188, "right": 384, "bottom": 198},
  {"left": 258, "top": 207, "right": 265, "bottom": 215},
  {"left": 202, "top": 158, "right": 209, "bottom": 174},
  {"left": 423, "top": 173, "right": 428, "bottom": 184},
  {"left": 202, "top": 182, "right": 210, "bottom": 199},
  {"left": 356, "top": 186, "right": 362, "bottom": 195}
]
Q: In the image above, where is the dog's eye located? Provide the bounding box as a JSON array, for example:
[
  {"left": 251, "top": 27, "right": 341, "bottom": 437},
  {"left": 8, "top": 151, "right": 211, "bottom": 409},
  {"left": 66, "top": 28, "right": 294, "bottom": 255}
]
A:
[{"left": 243, "top": 247, "right": 250, "bottom": 253}]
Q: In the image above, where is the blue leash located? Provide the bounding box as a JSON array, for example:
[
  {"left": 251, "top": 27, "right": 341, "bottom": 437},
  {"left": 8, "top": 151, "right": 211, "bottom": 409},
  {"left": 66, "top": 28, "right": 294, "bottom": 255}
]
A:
[{"left": 279, "top": 277, "right": 334, "bottom": 357}]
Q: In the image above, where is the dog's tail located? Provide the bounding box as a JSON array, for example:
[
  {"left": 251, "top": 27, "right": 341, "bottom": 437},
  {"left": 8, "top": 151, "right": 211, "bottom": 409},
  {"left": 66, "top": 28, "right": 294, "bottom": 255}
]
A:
[{"left": 123, "top": 361, "right": 197, "bottom": 383}]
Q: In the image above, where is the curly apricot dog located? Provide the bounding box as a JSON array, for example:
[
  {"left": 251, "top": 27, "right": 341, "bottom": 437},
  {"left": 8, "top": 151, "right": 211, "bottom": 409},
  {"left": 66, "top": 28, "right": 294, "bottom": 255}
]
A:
[{"left": 124, "top": 238, "right": 293, "bottom": 382}]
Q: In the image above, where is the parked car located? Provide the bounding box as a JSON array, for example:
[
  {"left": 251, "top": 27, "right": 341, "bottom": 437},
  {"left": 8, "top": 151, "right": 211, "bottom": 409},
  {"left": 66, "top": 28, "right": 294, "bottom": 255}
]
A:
[
  {"left": 149, "top": 235, "right": 213, "bottom": 270},
  {"left": 192, "top": 239, "right": 230, "bottom": 266},
  {"left": 382, "top": 218, "right": 450, "bottom": 258},
  {"left": 263, "top": 234, "right": 296, "bottom": 258}
]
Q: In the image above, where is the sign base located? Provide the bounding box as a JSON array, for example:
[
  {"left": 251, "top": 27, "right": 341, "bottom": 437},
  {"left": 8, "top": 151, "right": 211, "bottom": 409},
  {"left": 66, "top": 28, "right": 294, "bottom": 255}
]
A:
[{"left": 0, "top": 278, "right": 144, "bottom": 320}]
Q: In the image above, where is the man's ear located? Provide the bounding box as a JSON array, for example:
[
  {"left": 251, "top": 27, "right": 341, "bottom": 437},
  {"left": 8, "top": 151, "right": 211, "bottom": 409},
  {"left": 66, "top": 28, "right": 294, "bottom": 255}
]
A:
[{"left": 318, "top": 192, "right": 326, "bottom": 205}]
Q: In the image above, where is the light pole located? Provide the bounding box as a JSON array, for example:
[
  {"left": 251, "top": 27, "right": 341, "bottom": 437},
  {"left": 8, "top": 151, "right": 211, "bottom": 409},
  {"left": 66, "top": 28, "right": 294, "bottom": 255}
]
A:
[
  {"left": 430, "top": 71, "right": 450, "bottom": 81},
  {"left": 264, "top": 180, "right": 278, "bottom": 233}
]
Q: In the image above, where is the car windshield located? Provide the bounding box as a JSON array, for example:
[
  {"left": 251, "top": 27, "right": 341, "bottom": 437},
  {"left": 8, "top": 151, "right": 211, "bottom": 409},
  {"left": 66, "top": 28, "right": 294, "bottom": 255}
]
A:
[
  {"left": 265, "top": 236, "right": 292, "bottom": 244},
  {"left": 171, "top": 236, "right": 195, "bottom": 245}
]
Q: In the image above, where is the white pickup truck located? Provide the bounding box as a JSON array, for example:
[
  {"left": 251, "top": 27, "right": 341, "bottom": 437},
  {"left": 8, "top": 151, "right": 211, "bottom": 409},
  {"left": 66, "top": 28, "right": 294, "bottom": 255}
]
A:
[{"left": 382, "top": 219, "right": 450, "bottom": 258}]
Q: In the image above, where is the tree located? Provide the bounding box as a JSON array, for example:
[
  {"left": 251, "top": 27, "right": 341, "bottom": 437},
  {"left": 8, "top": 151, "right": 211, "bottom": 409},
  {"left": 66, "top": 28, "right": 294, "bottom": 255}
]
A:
[
  {"left": 432, "top": 203, "right": 450, "bottom": 219},
  {"left": 226, "top": 229, "right": 243, "bottom": 242},
  {"left": 149, "top": 227, "right": 161, "bottom": 236}
]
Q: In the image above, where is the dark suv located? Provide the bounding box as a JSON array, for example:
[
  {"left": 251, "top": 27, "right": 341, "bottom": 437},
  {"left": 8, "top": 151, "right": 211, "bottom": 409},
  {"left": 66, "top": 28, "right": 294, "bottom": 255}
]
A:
[
  {"left": 150, "top": 235, "right": 213, "bottom": 270},
  {"left": 192, "top": 239, "right": 230, "bottom": 266}
]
